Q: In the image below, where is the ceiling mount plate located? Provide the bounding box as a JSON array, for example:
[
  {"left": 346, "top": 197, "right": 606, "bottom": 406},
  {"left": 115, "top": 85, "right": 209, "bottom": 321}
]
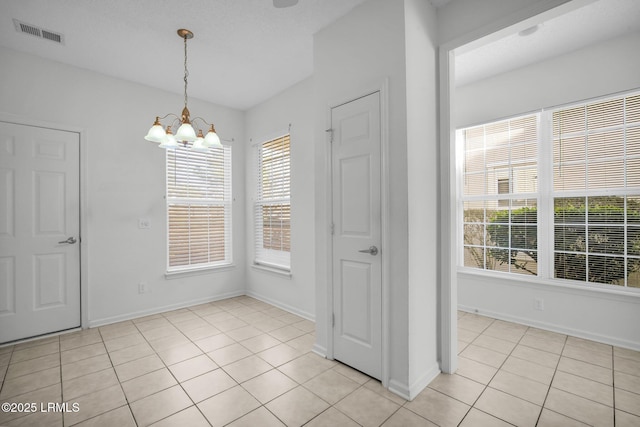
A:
[{"left": 177, "top": 29, "right": 194, "bottom": 39}]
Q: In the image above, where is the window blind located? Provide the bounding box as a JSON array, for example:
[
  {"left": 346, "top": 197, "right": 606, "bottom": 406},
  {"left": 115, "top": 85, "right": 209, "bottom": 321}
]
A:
[
  {"left": 552, "top": 93, "right": 640, "bottom": 287},
  {"left": 167, "top": 143, "right": 232, "bottom": 271},
  {"left": 254, "top": 134, "right": 291, "bottom": 270},
  {"left": 459, "top": 90, "right": 640, "bottom": 290},
  {"left": 461, "top": 115, "right": 539, "bottom": 275}
]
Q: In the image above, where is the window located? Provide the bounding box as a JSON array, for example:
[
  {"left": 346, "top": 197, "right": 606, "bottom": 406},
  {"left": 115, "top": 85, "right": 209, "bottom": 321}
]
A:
[
  {"left": 254, "top": 134, "right": 291, "bottom": 270},
  {"left": 166, "top": 143, "right": 232, "bottom": 271},
  {"left": 460, "top": 114, "right": 539, "bottom": 275},
  {"left": 553, "top": 94, "right": 640, "bottom": 287},
  {"left": 458, "top": 90, "right": 640, "bottom": 290}
]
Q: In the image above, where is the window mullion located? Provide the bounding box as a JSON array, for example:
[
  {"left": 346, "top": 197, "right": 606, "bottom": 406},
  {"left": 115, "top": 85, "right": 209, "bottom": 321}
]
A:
[{"left": 538, "top": 110, "right": 553, "bottom": 280}]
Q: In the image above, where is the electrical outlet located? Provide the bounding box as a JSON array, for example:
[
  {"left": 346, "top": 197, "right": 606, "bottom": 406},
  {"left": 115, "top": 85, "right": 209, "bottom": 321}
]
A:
[
  {"left": 138, "top": 282, "right": 148, "bottom": 294},
  {"left": 534, "top": 297, "right": 544, "bottom": 311},
  {"left": 138, "top": 218, "right": 151, "bottom": 229}
]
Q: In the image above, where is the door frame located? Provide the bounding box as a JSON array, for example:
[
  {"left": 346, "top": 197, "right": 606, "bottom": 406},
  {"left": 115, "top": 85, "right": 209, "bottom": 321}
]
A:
[
  {"left": 0, "top": 112, "right": 88, "bottom": 333},
  {"left": 438, "top": 0, "right": 581, "bottom": 375},
  {"left": 324, "top": 79, "right": 390, "bottom": 387}
]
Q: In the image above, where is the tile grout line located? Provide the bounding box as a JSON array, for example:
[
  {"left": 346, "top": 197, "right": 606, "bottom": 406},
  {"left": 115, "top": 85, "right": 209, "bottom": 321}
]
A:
[
  {"left": 0, "top": 345, "right": 14, "bottom": 397},
  {"left": 5, "top": 303, "right": 638, "bottom": 426},
  {"left": 612, "top": 345, "right": 616, "bottom": 427},
  {"left": 130, "top": 303, "right": 230, "bottom": 427},
  {"left": 114, "top": 297, "right": 313, "bottom": 426},
  {"left": 533, "top": 332, "right": 568, "bottom": 427},
  {"left": 68, "top": 328, "right": 134, "bottom": 427},
  {"left": 453, "top": 315, "right": 499, "bottom": 425}
]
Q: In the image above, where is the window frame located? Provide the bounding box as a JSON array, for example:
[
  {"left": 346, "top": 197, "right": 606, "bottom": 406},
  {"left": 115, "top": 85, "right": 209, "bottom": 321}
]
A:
[
  {"left": 165, "top": 142, "right": 233, "bottom": 274},
  {"left": 458, "top": 113, "right": 540, "bottom": 276},
  {"left": 253, "top": 133, "right": 291, "bottom": 272},
  {"left": 457, "top": 89, "right": 640, "bottom": 293}
]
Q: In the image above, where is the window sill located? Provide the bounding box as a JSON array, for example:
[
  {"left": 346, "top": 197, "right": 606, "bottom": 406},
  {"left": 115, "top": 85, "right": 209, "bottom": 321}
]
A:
[
  {"left": 252, "top": 263, "right": 292, "bottom": 278},
  {"left": 457, "top": 267, "right": 640, "bottom": 300},
  {"left": 165, "top": 264, "right": 235, "bottom": 280}
]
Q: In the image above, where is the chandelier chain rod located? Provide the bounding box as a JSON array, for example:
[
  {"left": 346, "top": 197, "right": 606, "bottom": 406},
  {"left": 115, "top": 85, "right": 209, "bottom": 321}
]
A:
[{"left": 183, "top": 34, "right": 189, "bottom": 110}]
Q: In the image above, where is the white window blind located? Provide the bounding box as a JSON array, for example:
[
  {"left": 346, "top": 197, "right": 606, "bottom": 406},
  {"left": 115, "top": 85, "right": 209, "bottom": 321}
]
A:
[
  {"left": 458, "top": 90, "right": 640, "bottom": 291},
  {"left": 460, "top": 115, "right": 539, "bottom": 276},
  {"left": 254, "top": 134, "right": 291, "bottom": 270},
  {"left": 552, "top": 93, "right": 640, "bottom": 287},
  {"left": 167, "top": 143, "right": 232, "bottom": 271}
]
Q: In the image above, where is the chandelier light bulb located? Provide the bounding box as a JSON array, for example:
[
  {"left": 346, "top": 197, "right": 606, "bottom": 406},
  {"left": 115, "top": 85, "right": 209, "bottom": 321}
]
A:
[
  {"left": 175, "top": 122, "right": 197, "bottom": 142},
  {"left": 192, "top": 130, "right": 208, "bottom": 152},
  {"left": 204, "top": 124, "right": 222, "bottom": 148},
  {"left": 159, "top": 126, "right": 179, "bottom": 149},
  {"left": 144, "top": 117, "right": 167, "bottom": 143}
]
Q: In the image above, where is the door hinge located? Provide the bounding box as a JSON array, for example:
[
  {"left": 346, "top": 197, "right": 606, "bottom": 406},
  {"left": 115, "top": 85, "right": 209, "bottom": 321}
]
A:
[
  {"left": 331, "top": 223, "right": 335, "bottom": 235},
  {"left": 325, "top": 128, "right": 333, "bottom": 143},
  {"left": 332, "top": 313, "right": 335, "bottom": 327}
]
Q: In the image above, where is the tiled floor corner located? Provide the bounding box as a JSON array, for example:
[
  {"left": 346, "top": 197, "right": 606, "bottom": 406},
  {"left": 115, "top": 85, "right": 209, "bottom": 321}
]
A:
[{"left": 1, "top": 297, "right": 639, "bottom": 426}]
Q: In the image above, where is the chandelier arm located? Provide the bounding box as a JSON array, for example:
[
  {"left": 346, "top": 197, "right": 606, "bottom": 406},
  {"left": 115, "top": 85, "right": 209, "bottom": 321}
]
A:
[
  {"left": 190, "top": 117, "right": 212, "bottom": 127},
  {"left": 156, "top": 112, "right": 180, "bottom": 122},
  {"left": 168, "top": 116, "right": 181, "bottom": 129}
]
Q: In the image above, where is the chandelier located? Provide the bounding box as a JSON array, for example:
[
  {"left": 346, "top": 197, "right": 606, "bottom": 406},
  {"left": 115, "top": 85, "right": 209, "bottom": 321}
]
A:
[{"left": 144, "top": 29, "right": 221, "bottom": 151}]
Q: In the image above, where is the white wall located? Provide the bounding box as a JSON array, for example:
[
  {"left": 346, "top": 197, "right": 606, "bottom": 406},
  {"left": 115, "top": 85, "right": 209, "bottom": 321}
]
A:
[
  {"left": 456, "top": 31, "right": 640, "bottom": 127},
  {"left": 454, "top": 31, "right": 640, "bottom": 350},
  {"left": 0, "top": 46, "right": 246, "bottom": 327},
  {"left": 459, "top": 273, "right": 640, "bottom": 350},
  {"left": 244, "top": 77, "right": 316, "bottom": 319},
  {"left": 313, "top": 0, "right": 440, "bottom": 399},
  {"left": 405, "top": 0, "right": 440, "bottom": 398}
]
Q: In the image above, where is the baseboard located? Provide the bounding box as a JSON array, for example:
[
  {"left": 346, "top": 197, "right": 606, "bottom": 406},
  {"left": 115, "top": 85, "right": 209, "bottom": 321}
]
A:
[
  {"left": 88, "top": 290, "right": 244, "bottom": 328},
  {"left": 312, "top": 343, "right": 328, "bottom": 358},
  {"left": 458, "top": 304, "right": 640, "bottom": 352},
  {"left": 245, "top": 290, "right": 315, "bottom": 322},
  {"left": 387, "top": 362, "right": 441, "bottom": 401}
]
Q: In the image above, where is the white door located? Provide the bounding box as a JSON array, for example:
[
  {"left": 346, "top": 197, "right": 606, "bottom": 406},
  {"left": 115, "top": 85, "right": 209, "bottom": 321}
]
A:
[
  {"left": 0, "top": 122, "right": 81, "bottom": 343},
  {"left": 331, "top": 92, "right": 382, "bottom": 379}
]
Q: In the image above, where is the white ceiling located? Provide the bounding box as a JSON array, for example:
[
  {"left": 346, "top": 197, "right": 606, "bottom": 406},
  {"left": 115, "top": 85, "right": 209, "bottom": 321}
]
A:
[
  {"left": 11, "top": 0, "right": 633, "bottom": 110},
  {"left": 455, "top": 0, "right": 640, "bottom": 87},
  {"left": 0, "top": 0, "right": 373, "bottom": 110}
]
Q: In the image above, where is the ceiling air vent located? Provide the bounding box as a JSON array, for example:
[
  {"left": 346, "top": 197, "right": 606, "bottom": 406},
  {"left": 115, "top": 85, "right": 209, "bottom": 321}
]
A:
[{"left": 13, "top": 19, "right": 65, "bottom": 45}]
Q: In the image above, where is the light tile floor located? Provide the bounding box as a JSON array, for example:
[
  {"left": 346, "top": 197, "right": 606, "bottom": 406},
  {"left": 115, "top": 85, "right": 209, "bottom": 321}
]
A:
[{"left": 0, "top": 297, "right": 639, "bottom": 426}]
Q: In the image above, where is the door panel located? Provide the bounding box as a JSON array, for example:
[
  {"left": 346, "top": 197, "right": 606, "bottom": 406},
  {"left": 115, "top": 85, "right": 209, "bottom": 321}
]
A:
[
  {"left": 34, "top": 253, "right": 67, "bottom": 308},
  {"left": 0, "top": 122, "right": 80, "bottom": 343},
  {"left": 332, "top": 92, "right": 382, "bottom": 379},
  {"left": 340, "top": 154, "right": 371, "bottom": 235},
  {"left": 340, "top": 260, "right": 372, "bottom": 345},
  {"left": 0, "top": 257, "right": 14, "bottom": 315},
  {"left": 34, "top": 171, "right": 66, "bottom": 234}
]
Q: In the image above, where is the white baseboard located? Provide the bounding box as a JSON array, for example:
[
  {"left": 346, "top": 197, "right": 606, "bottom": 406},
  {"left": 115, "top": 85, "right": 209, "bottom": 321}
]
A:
[
  {"left": 458, "top": 304, "right": 640, "bottom": 352},
  {"left": 89, "top": 290, "right": 315, "bottom": 330},
  {"left": 88, "top": 290, "right": 244, "bottom": 328},
  {"left": 312, "top": 344, "right": 328, "bottom": 358},
  {"left": 245, "top": 290, "right": 315, "bottom": 322},
  {"left": 388, "top": 363, "right": 441, "bottom": 401}
]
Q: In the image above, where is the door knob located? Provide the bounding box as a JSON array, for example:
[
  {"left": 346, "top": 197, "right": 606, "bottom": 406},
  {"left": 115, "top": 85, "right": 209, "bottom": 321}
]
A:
[
  {"left": 58, "top": 237, "right": 77, "bottom": 244},
  {"left": 358, "top": 245, "right": 378, "bottom": 256}
]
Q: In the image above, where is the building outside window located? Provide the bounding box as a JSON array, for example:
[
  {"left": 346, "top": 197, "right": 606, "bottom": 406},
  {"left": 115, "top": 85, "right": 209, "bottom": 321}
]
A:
[{"left": 458, "top": 90, "right": 640, "bottom": 289}]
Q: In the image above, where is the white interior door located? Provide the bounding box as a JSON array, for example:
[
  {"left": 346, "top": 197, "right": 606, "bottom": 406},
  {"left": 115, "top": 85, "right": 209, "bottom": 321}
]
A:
[
  {"left": 331, "top": 92, "right": 382, "bottom": 380},
  {"left": 0, "top": 121, "right": 81, "bottom": 343}
]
